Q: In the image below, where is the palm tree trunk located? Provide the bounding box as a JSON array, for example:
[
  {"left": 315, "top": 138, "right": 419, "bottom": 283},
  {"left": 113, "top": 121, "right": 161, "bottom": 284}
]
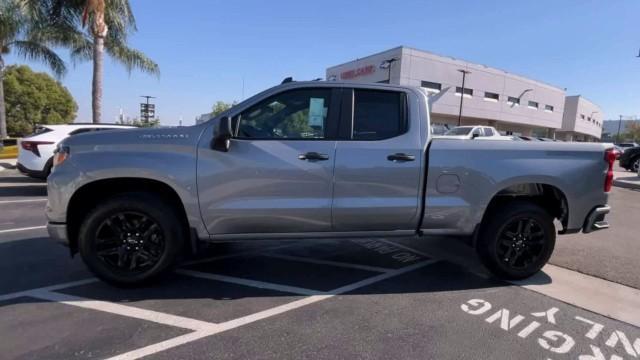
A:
[
  {"left": 0, "top": 57, "right": 7, "bottom": 139},
  {"left": 92, "top": 35, "right": 104, "bottom": 124}
]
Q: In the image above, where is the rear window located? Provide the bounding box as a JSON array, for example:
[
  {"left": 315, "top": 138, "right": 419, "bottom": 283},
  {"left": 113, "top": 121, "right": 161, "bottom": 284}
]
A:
[
  {"left": 24, "top": 126, "right": 53, "bottom": 138},
  {"left": 444, "top": 127, "right": 473, "bottom": 136},
  {"left": 352, "top": 90, "right": 406, "bottom": 140},
  {"left": 69, "top": 127, "right": 127, "bottom": 136}
]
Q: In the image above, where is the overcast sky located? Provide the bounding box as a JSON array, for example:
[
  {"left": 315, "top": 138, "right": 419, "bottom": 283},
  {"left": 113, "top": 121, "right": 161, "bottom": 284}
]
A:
[{"left": 7, "top": 0, "right": 640, "bottom": 125}]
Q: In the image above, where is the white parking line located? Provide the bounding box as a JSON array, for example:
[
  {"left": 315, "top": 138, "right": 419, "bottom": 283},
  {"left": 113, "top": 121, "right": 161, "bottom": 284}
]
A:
[
  {"left": 108, "top": 259, "right": 439, "bottom": 360},
  {"left": 176, "top": 269, "right": 323, "bottom": 296},
  {"left": 0, "top": 278, "right": 99, "bottom": 302},
  {"left": 0, "top": 225, "right": 46, "bottom": 234},
  {"left": 30, "top": 290, "right": 216, "bottom": 331},
  {"left": 264, "top": 253, "right": 392, "bottom": 273},
  {"left": 377, "top": 238, "right": 432, "bottom": 258},
  {"left": 106, "top": 331, "right": 214, "bottom": 360},
  {"left": 0, "top": 198, "right": 47, "bottom": 204}
]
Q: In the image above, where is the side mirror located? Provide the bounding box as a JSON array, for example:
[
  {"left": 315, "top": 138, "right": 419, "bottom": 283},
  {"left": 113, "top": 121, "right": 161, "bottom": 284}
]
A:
[
  {"left": 211, "top": 116, "right": 232, "bottom": 152},
  {"left": 471, "top": 132, "right": 480, "bottom": 139}
]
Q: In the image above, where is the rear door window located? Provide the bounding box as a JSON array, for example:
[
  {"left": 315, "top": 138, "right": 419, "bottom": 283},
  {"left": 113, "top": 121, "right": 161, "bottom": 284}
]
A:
[{"left": 352, "top": 90, "right": 407, "bottom": 140}]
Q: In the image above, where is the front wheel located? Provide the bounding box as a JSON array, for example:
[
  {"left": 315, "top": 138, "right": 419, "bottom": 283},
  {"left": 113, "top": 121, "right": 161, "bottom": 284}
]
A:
[
  {"left": 476, "top": 200, "right": 556, "bottom": 280},
  {"left": 78, "top": 193, "right": 184, "bottom": 287}
]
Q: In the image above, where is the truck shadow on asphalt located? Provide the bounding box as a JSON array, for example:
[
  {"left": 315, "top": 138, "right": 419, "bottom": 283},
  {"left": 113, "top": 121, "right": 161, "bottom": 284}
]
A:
[{"left": 0, "top": 235, "right": 552, "bottom": 308}]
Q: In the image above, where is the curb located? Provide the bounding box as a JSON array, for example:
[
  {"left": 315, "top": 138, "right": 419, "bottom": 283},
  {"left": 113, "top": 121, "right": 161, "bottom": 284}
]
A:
[
  {"left": 613, "top": 176, "right": 640, "bottom": 190},
  {"left": 613, "top": 178, "right": 640, "bottom": 190}
]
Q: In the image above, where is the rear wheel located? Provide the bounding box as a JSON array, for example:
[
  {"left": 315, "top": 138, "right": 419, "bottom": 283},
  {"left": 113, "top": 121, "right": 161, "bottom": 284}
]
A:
[
  {"left": 476, "top": 200, "right": 555, "bottom": 280},
  {"left": 78, "top": 193, "right": 184, "bottom": 286},
  {"left": 632, "top": 157, "right": 640, "bottom": 173}
]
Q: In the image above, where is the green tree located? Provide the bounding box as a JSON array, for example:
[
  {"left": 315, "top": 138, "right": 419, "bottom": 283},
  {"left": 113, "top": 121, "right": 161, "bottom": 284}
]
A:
[
  {"left": 4, "top": 65, "right": 77, "bottom": 136},
  {"left": 212, "top": 101, "right": 238, "bottom": 116},
  {"left": 0, "top": 1, "right": 68, "bottom": 139},
  {"left": 623, "top": 122, "right": 640, "bottom": 142},
  {"left": 25, "top": 0, "right": 160, "bottom": 124}
]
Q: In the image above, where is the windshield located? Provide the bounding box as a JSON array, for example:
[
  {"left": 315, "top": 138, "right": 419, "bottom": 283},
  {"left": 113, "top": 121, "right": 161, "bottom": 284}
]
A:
[{"left": 444, "top": 127, "right": 473, "bottom": 136}]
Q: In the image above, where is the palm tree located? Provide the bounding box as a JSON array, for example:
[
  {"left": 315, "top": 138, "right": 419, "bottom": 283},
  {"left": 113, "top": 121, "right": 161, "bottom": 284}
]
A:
[
  {"left": 0, "top": 2, "right": 67, "bottom": 139},
  {"left": 25, "top": 0, "right": 160, "bottom": 123}
]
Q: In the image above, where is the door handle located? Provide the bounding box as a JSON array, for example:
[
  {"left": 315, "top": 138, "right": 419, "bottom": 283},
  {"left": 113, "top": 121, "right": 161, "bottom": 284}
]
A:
[
  {"left": 387, "top": 153, "right": 415, "bottom": 162},
  {"left": 298, "top": 152, "right": 330, "bottom": 161}
]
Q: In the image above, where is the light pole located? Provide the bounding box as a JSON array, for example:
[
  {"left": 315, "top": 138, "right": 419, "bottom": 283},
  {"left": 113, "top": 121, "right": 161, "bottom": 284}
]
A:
[
  {"left": 616, "top": 115, "right": 623, "bottom": 143},
  {"left": 140, "top": 95, "right": 156, "bottom": 126},
  {"left": 457, "top": 69, "right": 471, "bottom": 126},
  {"left": 379, "top": 58, "right": 398, "bottom": 84}
]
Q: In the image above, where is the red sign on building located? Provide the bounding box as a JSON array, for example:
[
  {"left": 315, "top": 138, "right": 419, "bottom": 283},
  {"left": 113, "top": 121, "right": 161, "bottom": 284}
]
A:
[{"left": 340, "top": 65, "right": 375, "bottom": 80}]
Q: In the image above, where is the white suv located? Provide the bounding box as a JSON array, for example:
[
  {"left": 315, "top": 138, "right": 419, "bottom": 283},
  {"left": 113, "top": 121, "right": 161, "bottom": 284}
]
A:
[{"left": 17, "top": 124, "right": 135, "bottom": 179}]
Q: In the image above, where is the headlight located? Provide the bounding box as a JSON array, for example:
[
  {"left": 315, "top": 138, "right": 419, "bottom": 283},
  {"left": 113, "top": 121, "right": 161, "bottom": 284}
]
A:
[{"left": 53, "top": 146, "right": 70, "bottom": 167}]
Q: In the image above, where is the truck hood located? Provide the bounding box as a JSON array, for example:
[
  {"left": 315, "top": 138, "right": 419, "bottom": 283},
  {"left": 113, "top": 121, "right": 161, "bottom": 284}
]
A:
[{"left": 61, "top": 125, "right": 206, "bottom": 149}]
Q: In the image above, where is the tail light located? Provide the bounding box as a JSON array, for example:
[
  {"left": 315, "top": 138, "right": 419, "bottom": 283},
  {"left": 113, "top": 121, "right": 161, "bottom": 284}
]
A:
[
  {"left": 21, "top": 140, "right": 54, "bottom": 157},
  {"left": 53, "top": 146, "right": 70, "bottom": 167},
  {"left": 604, "top": 149, "right": 616, "bottom": 192}
]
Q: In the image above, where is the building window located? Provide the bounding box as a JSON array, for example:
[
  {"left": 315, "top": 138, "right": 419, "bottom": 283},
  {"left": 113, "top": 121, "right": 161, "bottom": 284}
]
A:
[
  {"left": 507, "top": 96, "right": 520, "bottom": 106},
  {"left": 588, "top": 117, "right": 592, "bottom": 122},
  {"left": 528, "top": 101, "right": 539, "bottom": 109},
  {"left": 455, "top": 87, "right": 473, "bottom": 97},
  {"left": 580, "top": 114, "right": 585, "bottom": 120},
  {"left": 544, "top": 105, "right": 554, "bottom": 112},
  {"left": 421, "top": 81, "right": 442, "bottom": 94},
  {"left": 484, "top": 92, "right": 499, "bottom": 102}
]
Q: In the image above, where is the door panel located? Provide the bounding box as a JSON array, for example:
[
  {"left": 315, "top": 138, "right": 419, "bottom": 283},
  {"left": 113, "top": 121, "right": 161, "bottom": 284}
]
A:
[
  {"left": 197, "top": 87, "right": 339, "bottom": 235},
  {"left": 332, "top": 89, "right": 423, "bottom": 231},
  {"left": 198, "top": 140, "right": 336, "bottom": 234}
]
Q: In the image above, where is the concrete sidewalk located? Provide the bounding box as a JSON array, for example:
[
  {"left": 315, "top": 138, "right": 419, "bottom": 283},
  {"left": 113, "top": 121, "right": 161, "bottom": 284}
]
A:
[{"left": 613, "top": 170, "right": 640, "bottom": 190}]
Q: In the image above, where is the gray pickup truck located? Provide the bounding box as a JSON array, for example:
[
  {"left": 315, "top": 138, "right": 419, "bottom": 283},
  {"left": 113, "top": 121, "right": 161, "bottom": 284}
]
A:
[{"left": 46, "top": 81, "right": 614, "bottom": 286}]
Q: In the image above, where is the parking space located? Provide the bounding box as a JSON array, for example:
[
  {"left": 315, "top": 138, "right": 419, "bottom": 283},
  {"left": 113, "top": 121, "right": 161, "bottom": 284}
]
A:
[{"left": 1, "top": 168, "right": 639, "bottom": 360}]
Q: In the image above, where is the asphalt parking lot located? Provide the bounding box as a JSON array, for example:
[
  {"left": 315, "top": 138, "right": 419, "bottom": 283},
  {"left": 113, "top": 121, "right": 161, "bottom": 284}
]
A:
[{"left": 1, "top": 165, "right": 639, "bottom": 360}]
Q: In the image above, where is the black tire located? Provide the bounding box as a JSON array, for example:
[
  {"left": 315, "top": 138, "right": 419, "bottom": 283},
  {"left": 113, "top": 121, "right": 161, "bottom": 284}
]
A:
[
  {"left": 632, "top": 157, "right": 640, "bottom": 173},
  {"left": 78, "top": 192, "right": 184, "bottom": 287},
  {"left": 476, "top": 200, "right": 555, "bottom": 280}
]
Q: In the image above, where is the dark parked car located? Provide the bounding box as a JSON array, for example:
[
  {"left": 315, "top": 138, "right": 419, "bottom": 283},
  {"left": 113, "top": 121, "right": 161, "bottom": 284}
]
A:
[{"left": 619, "top": 146, "right": 640, "bottom": 172}]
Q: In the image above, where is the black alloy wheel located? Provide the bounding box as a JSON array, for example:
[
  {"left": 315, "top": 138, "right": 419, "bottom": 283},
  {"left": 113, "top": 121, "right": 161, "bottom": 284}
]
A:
[
  {"left": 476, "top": 200, "right": 556, "bottom": 280},
  {"left": 78, "top": 193, "right": 183, "bottom": 286},
  {"left": 496, "top": 217, "right": 546, "bottom": 271},
  {"left": 95, "top": 212, "right": 165, "bottom": 273}
]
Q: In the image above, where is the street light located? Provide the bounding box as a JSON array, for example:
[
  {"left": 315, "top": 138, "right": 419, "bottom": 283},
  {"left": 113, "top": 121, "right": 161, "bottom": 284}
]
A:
[
  {"left": 140, "top": 95, "right": 156, "bottom": 126},
  {"left": 457, "top": 69, "right": 471, "bottom": 126},
  {"left": 379, "top": 58, "right": 398, "bottom": 84}
]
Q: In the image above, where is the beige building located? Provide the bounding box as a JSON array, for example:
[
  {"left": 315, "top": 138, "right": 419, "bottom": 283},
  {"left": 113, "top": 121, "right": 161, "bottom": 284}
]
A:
[
  {"left": 556, "top": 96, "right": 603, "bottom": 142},
  {"left": 326, "top": 46, "right": 603, "bottom": 140}
]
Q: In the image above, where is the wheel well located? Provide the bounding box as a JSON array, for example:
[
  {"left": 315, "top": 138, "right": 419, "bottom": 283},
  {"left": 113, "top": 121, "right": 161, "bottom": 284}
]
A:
[
  {"left": 66, "top": 178, "right": 190, "bottom": 254},
  {"left": 482, "top": 183, "right": 568, "bottom": 233}
]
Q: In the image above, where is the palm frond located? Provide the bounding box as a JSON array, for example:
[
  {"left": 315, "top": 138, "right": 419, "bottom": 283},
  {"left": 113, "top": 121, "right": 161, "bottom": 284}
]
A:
[
  {"left": 69, "top": 37, "right": 94, "bottom": 64},
  {"left": 0, "top": 2, "right": 23, "bottom": 44},
  {"left": 105, "top": 39, "right": 159, "bottom": 76},
  {"left": 10, "top": 40, "right": 67, "bottom": 77}
]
